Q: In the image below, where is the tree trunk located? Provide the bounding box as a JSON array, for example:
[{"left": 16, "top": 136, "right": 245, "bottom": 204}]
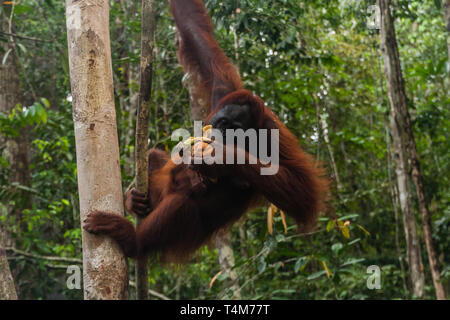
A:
[
  {"left": 124, "top": 64, "right": 139, "bottom": 177},
  {"left": 389, "top": 100, "right": 425, "bottom": 298},
  {"left": 0, "top": 2, "right": 32, "bottom": 237},
  {"left": 314, "top": 99, "right": 342, "bottom": 192},
  {"left": 378, "top": 0, "right": 446, "bottom": 300},
  {"left": 238, "top": 222, "right": 248, "bottom": 260},
  {"left": 408, "top": 141, "right": 447, "bottom": 298},
  {"left": 215, "top": 230, "right": 241, "bottom": 300},
  {"left": 176, "top": 27, "right": 207, "bottom": 122},
  {"left": 0, "top": 231, "right": 17, "bottom": 300},
  {"left": 188, "top": 80, "right": 241, "bottom": 296},
  {"left": 213, "top": 20, "right": 241, "bottom": 299},
  {"left": 385, "top": 122, "right": 409, "bottom": 293},
  {"left": 177, "top": 22, "right": 242, "bottom": 297},
  {"left": 66, "top": 0, "right": 128, "bottom": 300},
  {"left": 135, "top": 0, "right": 157, "bottom": 301},
  {"left": 0, "top": 250, "right": 17, "bottom": 300},
  {"left": 444, "top": 0, "right": 450, "bottom": 60},
  {"left": 379, "top": 0, "right": 424, "bottom": 297}
]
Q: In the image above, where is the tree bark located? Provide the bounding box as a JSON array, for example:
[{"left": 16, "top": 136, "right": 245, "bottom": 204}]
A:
[
  {"left": 0, "top": 251, "right": 17, "bottom": 300},
  {"left": 215, "top": 230, "right": 241, "bottom": 300},
  {"left": 379, "top": 0, "right": 447, "bottom": 299},
  {"left": 408, "top": 146, "right": 447, "bottom": 298},
  {"left": 0, "top": 231, "right": 17, "bottom": 300},
  {"left": 135, "top": 0, "right": 157, "bottom": 301},
  {"left": 66, "top": 0, "right": 128, "bottom": 300},
  {"left": 385, "top": 122, "right": 409, "bottom": 293},
  {"left": 378, "top": 0, "right": 425, "bottom": 298},
  {"left": 388, "top": 93, "right": 425, "bottom": 298},
  {"left": 125, "top": 64, "right": 139, "bottom": 176}
]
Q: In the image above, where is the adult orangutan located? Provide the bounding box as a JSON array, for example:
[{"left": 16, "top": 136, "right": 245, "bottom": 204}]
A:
[{"left": 83, "top": 0, "right": 329, "bottom": 262}]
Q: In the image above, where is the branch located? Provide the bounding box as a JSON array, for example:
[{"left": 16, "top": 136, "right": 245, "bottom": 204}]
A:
[
  {"left": 135, "top": 0, "right": 157, "bottom": 300},
  {"left": 5, "top": 247, "right": 82, "bottom": 264},
  {"left": 0, "top": 31, "right": 52, "bottom": 43}
]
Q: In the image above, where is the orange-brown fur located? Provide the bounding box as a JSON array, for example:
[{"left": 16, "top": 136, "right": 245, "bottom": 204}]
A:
[{"left": 83, "top": 0, "right": 329, "bottom": 262}]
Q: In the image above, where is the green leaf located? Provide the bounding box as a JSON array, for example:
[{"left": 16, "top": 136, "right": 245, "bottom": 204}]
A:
[
  {"left": 29, "top": 105, "right": 37, "bottom": 118},
  {"left": 40, "top": 98, "right": 51, "bottom": 108},
  {"left": 347, "top": 238, "right": 361, "bottom": 246},
  {"left": 321, "top": 261, "right": 332, "bottom": 279},
  {"left": 341, "top": 226, "right": 350, "bottom": 239},
  {"left": 338, "top": 214, "right": 359, "bottom": 220},
  {"left": 217, "top": 273, "right": 229, "bottom": 281},
  {"left": 340, "top": 258, "right": 366, "bottom": 267},
  {"left": 331, "top": 243, "right": 343, "bottom": 254},
  {"left": 294, "top": 256, "right": 309, "bottom": 273},
  {"left": 326, "top": 219, "right": 335, "bottom": 232},
  {"left": 2, "top": 48, "right": 12, "bottom": 65},
  {"left": 13, "top": 4, "right": 34, "bottom": 15},
  {"left": 17, "top": 43, "right": 27, "bottom": 54},
  {"left": 356, "top": 224, "right": 370, "bottom": 236},
  {"left": 307, "top": 270, "right": 326, "bottom": 280},
  {"left": 337, "top": 220, "right": 350, "bottom": 238}
]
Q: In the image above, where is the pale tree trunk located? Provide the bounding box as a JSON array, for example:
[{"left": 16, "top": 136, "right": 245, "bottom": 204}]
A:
[
  {"left": 66, "top": 0, "right": 128, "bottom": 300},
  {"left": 314, "top": 99, "right": 342, "bottom": 192},
  {"left": 389, "top": 101, "right": 425, "bottom": 298},
  {"left": 379, "top": 0, "right": 425, "bottom": 298},
  {"left": 0, "top": 231, "right": 17, "bottom": 300},
  {"left": 124, "top": 64, "right": 139, "bottom": 176},
  {"left": 378, "top": 0, "right": 446, "bottom": 299},
  {"left": 0, "top": 249, "right": 17, "bottom": 300},
  {"left": 135, "top": 0, "right": 157, "bottom": 300},
  {"left": 444, "top": 0, "right": 450, "bottom": 60},
  {"left": 190, "top": 79, "right": 241, "bottom": 297},
  {"left": 215, "top": 230, "right": 241, "bottom": 299},
  {"left": 180, "top": 29, "right": 241, "bottom": 297},
  {"left": 232, "top": 23, "right": 248, "bottom": 261},
  {"left": 0, "top": 3, "right": 32, "bottom": 238},
  {"left": 176, "top": 29, "right": 208, "bottom": 122},
  {"left": 176, "top": 21, "right": 208, "bottom": 123},
  {"left": 189, "top": 85, "right": 241, "bottom": 297},
  {"left": 320, "top": 117, "right": 342, "bottom": 191},
  {"left": 339, "top": 142, "right": 356, "bottom": 192},
  {"left": 213, "top": 21, "right": 241, "bottom": 299},
  {"left": 238, "top": 222, "right": 248, "bottom": 260},
  {"left": 185, "top": 78, "right": 208, "bottom": 121},
  {"left": 385, "top": 122, "right": 409, "bottom": 293}
]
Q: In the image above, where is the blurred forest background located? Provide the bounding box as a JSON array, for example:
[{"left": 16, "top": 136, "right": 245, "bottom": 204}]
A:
[{"left": 0, "top": 0, "right": 449, "bottom": 300}]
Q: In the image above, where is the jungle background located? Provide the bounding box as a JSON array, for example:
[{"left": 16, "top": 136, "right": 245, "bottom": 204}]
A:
[{"left": 0, "top": 0, "right": 449, "bottom": 300}]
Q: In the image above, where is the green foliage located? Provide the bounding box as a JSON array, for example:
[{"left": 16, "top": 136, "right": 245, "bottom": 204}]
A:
[
  {"left": 1, "top": 0, "right": 448, "bottom": 300},
  {"left": 0, "top": 99, "right": 48, "bottom": 137}
]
